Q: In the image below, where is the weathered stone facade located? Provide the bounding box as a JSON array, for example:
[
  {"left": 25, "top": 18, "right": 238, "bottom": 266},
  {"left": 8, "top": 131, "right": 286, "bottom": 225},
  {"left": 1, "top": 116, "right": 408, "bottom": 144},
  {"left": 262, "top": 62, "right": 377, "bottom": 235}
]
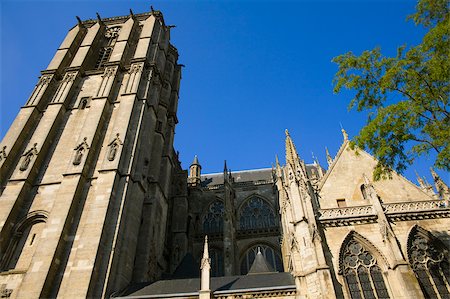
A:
[{"left": 1, "top": 8, "right": 449, "bottom": 299}]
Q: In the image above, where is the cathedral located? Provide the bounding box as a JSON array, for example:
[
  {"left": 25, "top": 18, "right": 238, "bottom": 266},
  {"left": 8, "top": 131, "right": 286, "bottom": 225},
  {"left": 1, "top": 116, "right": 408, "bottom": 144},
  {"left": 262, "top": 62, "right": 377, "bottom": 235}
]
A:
[{"left": 0, "top": 8, "right": 449, "bottom": 299}]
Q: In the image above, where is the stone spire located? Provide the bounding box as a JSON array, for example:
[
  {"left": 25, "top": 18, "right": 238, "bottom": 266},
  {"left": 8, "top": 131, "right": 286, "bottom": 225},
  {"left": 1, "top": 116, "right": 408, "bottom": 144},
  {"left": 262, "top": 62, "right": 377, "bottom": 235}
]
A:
[
  {"left": 430, "top": 168, "right": 450, "bottom": 200},
  {"left": 285, "top": 129, "right": 299, "bottom": 166},
  {"left": 415, "top": 170, "right": 435, "bottom": 197},
  {"left": 188, "top": 155, "right": 201, "bottom": 186},
  {"left": 325, "top": 147, "right": 333, "bottom": 166},
  {"left": 275, "top": 155, "right": 283, "bottom": 178},
  {"left": 199, "top": 236, "right": 211, "bottom": 298}
]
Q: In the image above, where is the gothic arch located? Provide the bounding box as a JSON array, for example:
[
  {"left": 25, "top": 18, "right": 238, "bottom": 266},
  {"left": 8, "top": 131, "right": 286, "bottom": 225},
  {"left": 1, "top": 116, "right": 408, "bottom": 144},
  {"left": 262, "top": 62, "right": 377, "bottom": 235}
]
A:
[
  {"left": 338, "top": 230, "right": 392, "bottom": 299},
  {"left": 238, "top": 195, "right": 277, "bottom": 230},
  {"left": 0, "top": 210, "right": 48, "bottom": 271},
  {"left": 338, "top": 230, "right": 391, "bottom": 275},
  {"left": 208, "top": 245, "right": 224, "bottom": 277},
  {"left": 239, "top": 241, "right": 283, "bottom": 274},
  {"left": 202, "top": 199, "right": 224, "bottom": 234},
  {"left": 407, "top": 225, "right": 450, "bottom": 298}
]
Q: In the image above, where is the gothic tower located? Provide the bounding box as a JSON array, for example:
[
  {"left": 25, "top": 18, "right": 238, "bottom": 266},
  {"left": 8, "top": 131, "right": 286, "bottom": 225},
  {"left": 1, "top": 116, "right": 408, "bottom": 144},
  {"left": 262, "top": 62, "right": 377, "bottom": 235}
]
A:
[{"left": 0, "top": 9, "right": 182, "bottom": 298}]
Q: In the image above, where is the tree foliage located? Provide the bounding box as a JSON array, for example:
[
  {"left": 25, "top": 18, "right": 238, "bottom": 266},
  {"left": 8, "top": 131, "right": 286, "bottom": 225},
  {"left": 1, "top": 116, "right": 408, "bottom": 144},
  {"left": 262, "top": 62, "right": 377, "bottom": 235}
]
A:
[{"left": 332, "top": 0, "right": 449, "bottom": 180}]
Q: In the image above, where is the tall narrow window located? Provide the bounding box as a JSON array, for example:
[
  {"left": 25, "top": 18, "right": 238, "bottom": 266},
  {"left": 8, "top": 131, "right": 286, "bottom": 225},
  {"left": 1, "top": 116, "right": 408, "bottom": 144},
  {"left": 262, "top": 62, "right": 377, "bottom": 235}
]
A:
[
  {"left": 342, "top": 240, "right": 390, "bottom": 299},
  {"left": 239, "top": 197, "right": 276, "bottom": 230},
  {"left": 95, "top": 26, "right": 120, "bottom": 69},
  {"left": 209, "top": 248, "right": 224, "bottom": 277},
  {"left": 408, "top": 228, "right": 450, "bottom": 299},
  {"left": 202, "top": 201, "right": 224, "bottom": 234}
]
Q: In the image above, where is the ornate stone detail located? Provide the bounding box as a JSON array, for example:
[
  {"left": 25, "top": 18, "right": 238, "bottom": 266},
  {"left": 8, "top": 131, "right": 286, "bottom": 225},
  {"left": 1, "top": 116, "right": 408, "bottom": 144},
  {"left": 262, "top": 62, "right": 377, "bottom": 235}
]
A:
[
  {"left": 107, "top": 134, "right": 122, "bottom": 161},
  {"left": 73, "top": 138, "right": 89, "bottom": 166},
  {"left": 0, "top": 146, "right": 7, "bottom": 162},
  {"left": 319, "top": 205, "right": 375, "bottom": 220},
  {"left": 383, "top": 200, "right": 448, "bottom": 213},
  {"left": 102, "top": 66, "right": 117, "bottom": 78},
  {"left": 105, "top": 26, "right": 121, "bottom": 39},
  {"left": 38, "top": 74, "right": 52, "bottom": 86},
  {"left": 310, "top": 224, "right": 322, "bottom": 242},
  {"left": 19, "top": 143, "right": 38, "bottom": 171},
  {"left": 129, "top": 63, "right": 143, "bottom": 74},
  {"left": 62, "top": 71, "right": 77, "bottom": 83}
]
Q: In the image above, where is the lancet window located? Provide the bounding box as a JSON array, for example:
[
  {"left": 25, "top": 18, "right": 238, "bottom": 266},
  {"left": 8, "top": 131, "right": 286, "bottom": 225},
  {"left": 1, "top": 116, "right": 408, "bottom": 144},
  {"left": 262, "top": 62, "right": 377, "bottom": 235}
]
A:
[
  {"left": 95, "top": 26, "right": 120, "bottom": 69},
  {"left": 240, "top": 244, "right": 283, "bottom": 274},
  {"left": 202, "top": 201, "right": 224, "bottom": 234},
  {"left": 210, "top": 248, "right": 224, "bottom": 277},
  {"left": 342, "top": 240, "right": 390, "bottom": 299},
  {"left": 239, "top": 197, "right": 276, "bottom": 230},
  {"left": 408, "top": 229, "right": 450, "bottom": 299}
]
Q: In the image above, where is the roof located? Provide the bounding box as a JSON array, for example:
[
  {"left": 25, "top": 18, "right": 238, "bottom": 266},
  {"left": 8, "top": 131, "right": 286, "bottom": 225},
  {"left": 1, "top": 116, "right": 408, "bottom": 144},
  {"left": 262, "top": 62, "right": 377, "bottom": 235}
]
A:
[
  {"left": 248, "top": 250, "right": 274, "bottom": 274},
  {"left": 201, "top": 168, "right": 274, "bottom": 187},
  {"left": 116, "top": 272, "right": 295, "bottom": 298}
]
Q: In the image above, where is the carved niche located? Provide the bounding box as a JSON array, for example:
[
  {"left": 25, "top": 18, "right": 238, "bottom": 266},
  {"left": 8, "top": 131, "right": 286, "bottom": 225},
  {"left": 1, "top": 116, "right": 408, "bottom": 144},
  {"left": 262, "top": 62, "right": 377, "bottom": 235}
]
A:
[
  {"left": 73, "top": 138, "right": 89, "bottom": 166},
  {"left": 107, "top": 134, "right": 122, "bottom": 161},
  {"left": 19, "top": 143, "right": 38, "bottom": 171}
]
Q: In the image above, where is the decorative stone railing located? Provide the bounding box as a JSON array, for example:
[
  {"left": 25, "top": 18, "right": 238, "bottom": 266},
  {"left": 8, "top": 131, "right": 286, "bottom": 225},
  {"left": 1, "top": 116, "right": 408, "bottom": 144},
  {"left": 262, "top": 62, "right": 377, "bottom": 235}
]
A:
[
  {"left": 383, "top": 200, "right": 448, "bottom": 214},
  {"left": 319, "top": 205, "right": 375, "bottom": 220}
]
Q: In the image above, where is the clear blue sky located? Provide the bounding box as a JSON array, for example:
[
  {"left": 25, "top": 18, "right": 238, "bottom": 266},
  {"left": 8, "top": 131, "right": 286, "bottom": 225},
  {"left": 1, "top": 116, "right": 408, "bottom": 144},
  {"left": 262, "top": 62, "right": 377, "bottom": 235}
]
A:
[{"left": 0, "top": 0, "right": 447, "bottom": 185}]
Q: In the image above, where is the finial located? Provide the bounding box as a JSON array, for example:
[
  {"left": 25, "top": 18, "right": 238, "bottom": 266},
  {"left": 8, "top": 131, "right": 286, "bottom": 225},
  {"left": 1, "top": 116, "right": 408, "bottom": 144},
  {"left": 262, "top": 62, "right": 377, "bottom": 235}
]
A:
[
  {"left": 325, "top": 147, "right": 333, "bottom": 166},
  {"left": 285, "top": 129, "right": 290, "bottom": 137},
  {"left": 257, "top": 246, "right": 261, "bottom": 254},
  {"left": 76, "top": 16, "right": 83, "bottom": 27},
  {"left": 275, "top": 155, "right": 280, "bottom": 166},
  {"left": 340, "top": 124, "right": 348, "bottom": 141},
  {"left": 96, "top": 12, "right": 102, "bottom": 22},
  {"left": 224, "top": 160, "right": 228, "bottom": 172},
  {"left": 150, "top": 5, "right": 155, "bottom": 13},
  {"left": 192, "top": 155, "right": 199, "bottom": 165}
]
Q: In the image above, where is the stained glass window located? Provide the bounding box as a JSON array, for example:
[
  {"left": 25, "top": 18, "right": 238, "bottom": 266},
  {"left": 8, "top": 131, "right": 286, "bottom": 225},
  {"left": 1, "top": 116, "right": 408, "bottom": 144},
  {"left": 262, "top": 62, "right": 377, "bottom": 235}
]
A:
[
  {"left": 240, "top": 244, "right": 283, "bottom": 274},
  {"left": 239, "top": 197, "right": 276, "bottom": 230},
  {"left": 202, "top": 201, "right": 224, "bottom": 234},
  {"left": 342, "top": 240, "right": 390, "bottom": 299},
  {"left": 409, "top": 232, "right": 450, "bottom": 299},
  {"left": 210, "top": 248, "right": 224, "bottom": 277}
]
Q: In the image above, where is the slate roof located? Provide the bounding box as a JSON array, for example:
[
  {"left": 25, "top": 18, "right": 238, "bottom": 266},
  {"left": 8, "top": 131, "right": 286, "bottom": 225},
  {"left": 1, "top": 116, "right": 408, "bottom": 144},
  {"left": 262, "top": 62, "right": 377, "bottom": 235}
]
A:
[
  {"left": 200, "top": 164, "right": 323, "bottom": 187},
  {"left": 248, "top": 251, "right": 274, "bottom": 274},
  {"left": 116, "top": 272, "right": 295, "bottom": 298}
]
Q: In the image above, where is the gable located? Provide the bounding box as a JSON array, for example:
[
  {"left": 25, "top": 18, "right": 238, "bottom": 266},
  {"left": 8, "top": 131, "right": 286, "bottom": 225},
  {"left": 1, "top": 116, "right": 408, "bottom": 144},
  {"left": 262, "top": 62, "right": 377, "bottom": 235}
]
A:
[{"left": 318, "top": 142, "right": 434, "bottom": 209}]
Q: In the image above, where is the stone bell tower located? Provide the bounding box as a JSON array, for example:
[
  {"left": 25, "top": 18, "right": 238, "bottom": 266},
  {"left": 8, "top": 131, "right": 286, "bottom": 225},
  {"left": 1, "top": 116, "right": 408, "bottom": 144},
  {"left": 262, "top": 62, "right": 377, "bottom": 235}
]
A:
[{"left": 0, "top": 9, "right": 181, "bottom": 299}]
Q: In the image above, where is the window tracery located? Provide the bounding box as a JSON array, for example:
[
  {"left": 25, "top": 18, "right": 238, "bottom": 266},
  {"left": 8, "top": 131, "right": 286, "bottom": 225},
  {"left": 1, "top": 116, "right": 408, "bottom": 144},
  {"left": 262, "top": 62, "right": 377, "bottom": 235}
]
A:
[
  {"left": 239, "top": 197, "right": 276, "bottom": 230},
  {"left": 209, "top": 248, "right": 224, "bottom": 277},
  {"left": 342, "top": 240, "right": 390, "bottom": 299},
  {"left": 408, "top": 229, "right": 450, "bottom": 299},
  {"left": 202, "top": 201, "right": 224, "bottom": 234},
  {"left": 240, "top": 244, "right": 283, "bottom": 275}
]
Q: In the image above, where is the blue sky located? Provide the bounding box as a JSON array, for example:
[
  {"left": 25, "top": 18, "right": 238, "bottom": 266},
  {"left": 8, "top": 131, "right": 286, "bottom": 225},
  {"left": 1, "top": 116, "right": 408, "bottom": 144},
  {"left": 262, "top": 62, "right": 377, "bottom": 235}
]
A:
[{"left": 0, "top": 0, "right": 447, "bottom": 185}]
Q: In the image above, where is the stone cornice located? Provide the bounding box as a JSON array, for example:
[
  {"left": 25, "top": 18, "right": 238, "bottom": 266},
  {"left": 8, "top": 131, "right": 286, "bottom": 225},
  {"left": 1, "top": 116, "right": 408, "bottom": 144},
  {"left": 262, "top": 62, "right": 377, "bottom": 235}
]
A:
[{"left": 318, "top": 200, "right": 449, "bottom": 227}]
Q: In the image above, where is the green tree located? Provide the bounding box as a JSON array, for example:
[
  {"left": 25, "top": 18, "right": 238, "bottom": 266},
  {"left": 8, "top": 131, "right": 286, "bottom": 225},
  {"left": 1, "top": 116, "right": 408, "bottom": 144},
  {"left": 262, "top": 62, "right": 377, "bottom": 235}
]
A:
[{"left": 332, "top": 0, "right": 449, "bottom": 180}]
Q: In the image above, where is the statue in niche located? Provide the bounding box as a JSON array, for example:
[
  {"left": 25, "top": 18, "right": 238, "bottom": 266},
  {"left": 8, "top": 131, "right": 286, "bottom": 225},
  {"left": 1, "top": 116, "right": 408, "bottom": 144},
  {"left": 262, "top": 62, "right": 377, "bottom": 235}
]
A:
[
  {"left": 0, "top": 146, "right": 7, "bottom": 162},
  {"left": 19, "top": 143, "right": 38, "bottom": 171},
  {"left": 73, "top": 138, "right": 89, "bottom": 166},
  {"left": 107, "top": 134, "right": 122, "bottom": 161}
]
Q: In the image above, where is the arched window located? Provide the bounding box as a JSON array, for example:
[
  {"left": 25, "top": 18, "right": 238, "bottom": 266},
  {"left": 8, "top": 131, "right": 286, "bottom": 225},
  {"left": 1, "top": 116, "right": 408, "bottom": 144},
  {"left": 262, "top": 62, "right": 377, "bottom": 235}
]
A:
[
  {"left": 239, "top": 197, "right": 276, "bottom": 230},
  {"left": 202, "top": 201, "right": 224, "bottom": 234},
  {"left": 342, "top": 240, "right": 390, "bottom": 299},
  {"left": 408, "top": 227, "right": 450, "bottom": 298},
  {"left": 0, "top": 212, "right": 47, "bottom": 271},
  {"left": 210, "top": 248, "right": 224, "bottom": 277},
  {"left": 240, "top": 244, "right": 283, "bottom": 274}
]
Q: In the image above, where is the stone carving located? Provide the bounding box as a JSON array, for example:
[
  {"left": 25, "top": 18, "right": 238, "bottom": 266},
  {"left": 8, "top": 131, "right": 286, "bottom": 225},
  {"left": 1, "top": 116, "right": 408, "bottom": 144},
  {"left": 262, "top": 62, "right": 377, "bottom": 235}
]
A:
[
  {"left": 129, "top": 63, "right": 143, "bottom": 74},
  {"left": 38, "top": 74, "right": 52, "bottom": 86},
  {"left": 383, "top": 200, "right": 448, "bottom": 213},
  {"left": 105, "top": 26, "right": 121, "bottom": 39},
  {"left": 62, "top": 71, "right": 77, "bottom": 83},
  {"left": 107, "top": 134, "right": 122, "bottom": 161},
  {"left": 102, "top": 66, "right": 117, "bottom": 78},
  {"left": 73, "top": 138, "right": 89, "bottom": 166},
  {"left": 0, "top": 146, "right": 7, "bottom": 162},
  {"left": 310, "top": 224, "right": 322, "bottom": 242},
  {"left": 19, "top": 143, "right": 38, "bottom": 171},
  {"left": 319, "top": 205, "right": 375, "bottom": 220}
]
